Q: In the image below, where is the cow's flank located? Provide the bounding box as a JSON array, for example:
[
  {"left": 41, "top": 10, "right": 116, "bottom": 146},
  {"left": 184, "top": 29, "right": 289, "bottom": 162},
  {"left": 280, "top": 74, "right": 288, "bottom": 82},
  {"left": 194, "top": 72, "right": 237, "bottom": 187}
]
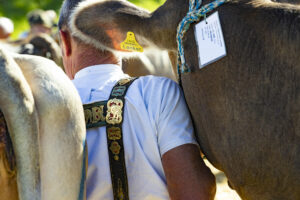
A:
[{"left": 0, "top": 48, "right": 86, "bottom": 200}]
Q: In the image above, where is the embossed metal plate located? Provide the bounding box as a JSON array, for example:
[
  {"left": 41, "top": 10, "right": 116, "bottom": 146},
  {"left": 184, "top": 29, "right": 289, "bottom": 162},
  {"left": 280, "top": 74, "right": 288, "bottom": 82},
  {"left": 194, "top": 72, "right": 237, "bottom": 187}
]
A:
[
  {"left": 106, "top": 99, "right": 123, "bottom": 125},
  {"left": 108, "top": 127, "right": 122, "bottom": 140}
]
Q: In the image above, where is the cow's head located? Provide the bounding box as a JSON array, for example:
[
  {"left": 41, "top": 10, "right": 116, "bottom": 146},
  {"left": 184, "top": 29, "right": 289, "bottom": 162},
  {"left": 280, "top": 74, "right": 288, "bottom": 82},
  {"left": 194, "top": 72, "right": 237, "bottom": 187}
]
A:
[{"left": 69, "top": 0, "right": 189, "bottom": 55}]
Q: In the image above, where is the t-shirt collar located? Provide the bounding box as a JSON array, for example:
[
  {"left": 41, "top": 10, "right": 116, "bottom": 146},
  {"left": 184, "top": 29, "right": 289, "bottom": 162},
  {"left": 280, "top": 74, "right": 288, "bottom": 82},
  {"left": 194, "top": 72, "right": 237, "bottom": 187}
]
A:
[{"left": 74, "top": 64, "right": 123, "bottom": 79}]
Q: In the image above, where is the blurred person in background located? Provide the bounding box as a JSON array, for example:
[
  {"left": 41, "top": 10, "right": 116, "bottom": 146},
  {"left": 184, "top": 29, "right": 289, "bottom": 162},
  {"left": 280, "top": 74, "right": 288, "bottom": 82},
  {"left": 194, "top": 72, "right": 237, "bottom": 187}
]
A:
[
  {"left": 0, "top": 17, "right": 14, "bottom": 40},
  {"left": 19, "top": 9, "right": 57, "bottom": 39},
  {"left": 14, "top": 9, "right": 63, "bottom": 67},
  {"left": 0, "top": 11, "right": 62, "bottom": 67}
]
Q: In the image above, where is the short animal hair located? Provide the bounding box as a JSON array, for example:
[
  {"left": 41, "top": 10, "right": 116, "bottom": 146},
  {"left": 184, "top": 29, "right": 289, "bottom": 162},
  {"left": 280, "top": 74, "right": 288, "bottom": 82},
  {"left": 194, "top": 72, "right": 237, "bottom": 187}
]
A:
[{"left": 58, "top": 0, "right": 83, "bottom": 30}]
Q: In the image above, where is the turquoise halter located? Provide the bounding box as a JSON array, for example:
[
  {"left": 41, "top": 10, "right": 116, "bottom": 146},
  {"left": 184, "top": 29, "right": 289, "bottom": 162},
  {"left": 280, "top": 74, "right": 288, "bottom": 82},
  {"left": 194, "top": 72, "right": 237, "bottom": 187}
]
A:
[{"left": 176, "top": 0, "right": 229, "bottom": 75}]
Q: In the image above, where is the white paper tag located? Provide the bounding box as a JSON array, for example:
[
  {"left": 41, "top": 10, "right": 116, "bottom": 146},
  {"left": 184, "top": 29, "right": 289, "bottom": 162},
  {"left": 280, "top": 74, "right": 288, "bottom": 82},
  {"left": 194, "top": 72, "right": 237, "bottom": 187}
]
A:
[{"left": 194, "top": 11, "right": 226, "bottom": 68}]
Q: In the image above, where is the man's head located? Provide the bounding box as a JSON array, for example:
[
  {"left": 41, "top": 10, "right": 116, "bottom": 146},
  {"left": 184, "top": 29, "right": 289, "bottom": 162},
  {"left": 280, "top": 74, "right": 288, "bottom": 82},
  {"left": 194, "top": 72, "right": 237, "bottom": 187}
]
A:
[
  {"left": 58, "top": 0, "right": 120, "bottom": 79},
  {"left": 0, "top": 17, "right": 14, "bottom": 39},
  {"left": 58, "top": 0, "right": 82, "bottom": 31}
]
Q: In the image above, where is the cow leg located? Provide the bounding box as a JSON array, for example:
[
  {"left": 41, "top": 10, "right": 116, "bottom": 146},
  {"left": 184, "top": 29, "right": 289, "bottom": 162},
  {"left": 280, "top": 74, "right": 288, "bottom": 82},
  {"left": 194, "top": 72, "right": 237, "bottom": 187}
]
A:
[{"left": 0, "top": 111, "right": 18, "bottom": 200}]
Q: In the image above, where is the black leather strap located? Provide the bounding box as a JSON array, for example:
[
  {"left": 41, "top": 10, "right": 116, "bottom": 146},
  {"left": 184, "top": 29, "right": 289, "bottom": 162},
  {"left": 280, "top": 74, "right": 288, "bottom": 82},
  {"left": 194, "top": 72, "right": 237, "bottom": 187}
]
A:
[{"left": 83, "top": 77, "right": 137, "bottom": 200}]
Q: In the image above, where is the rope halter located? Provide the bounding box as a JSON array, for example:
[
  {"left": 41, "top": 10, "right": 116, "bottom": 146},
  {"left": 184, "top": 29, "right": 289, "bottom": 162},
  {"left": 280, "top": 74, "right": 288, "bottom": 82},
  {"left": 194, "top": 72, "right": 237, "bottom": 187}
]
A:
[{"left": 176, "top": 0, "right": 229, "bottom": 75}]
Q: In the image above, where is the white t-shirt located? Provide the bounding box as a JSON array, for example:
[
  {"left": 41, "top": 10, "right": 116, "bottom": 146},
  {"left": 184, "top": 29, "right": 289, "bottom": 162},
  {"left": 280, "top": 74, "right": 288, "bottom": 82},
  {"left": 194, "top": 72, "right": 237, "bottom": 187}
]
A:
[{"left": 72, "top": 64, "right": 198, "bottom": 200}]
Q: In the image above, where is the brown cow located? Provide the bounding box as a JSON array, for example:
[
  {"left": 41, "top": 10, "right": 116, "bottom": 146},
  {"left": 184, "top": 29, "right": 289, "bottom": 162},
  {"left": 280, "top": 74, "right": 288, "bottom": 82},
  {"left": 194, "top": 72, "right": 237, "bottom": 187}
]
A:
[{"left": 69, "top": 0, "right": 300, "bottom": 199}]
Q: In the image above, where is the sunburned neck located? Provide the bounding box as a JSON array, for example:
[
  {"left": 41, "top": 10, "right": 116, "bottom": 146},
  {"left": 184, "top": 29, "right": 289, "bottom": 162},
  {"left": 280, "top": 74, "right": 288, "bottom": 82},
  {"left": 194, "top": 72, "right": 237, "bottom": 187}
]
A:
[{"left": 73, "top": 46, "right": 121, "bottom": 74}]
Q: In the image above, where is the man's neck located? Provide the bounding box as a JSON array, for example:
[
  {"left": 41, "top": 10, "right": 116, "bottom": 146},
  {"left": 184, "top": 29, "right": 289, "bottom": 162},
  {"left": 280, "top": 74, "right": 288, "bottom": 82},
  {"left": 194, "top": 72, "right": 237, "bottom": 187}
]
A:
[{"left": 73, "top": 45, "right": 121, "bottom": 75}]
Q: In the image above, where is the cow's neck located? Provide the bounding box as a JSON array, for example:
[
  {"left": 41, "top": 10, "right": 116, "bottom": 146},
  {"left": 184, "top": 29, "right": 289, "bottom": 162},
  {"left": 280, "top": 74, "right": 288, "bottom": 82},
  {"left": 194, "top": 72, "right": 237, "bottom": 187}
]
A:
[
  {"left": 139, "top": 0, "right": 189, "bottom": 51},
  {"left": 142, "top": 0, "right": 228, "bottom": 51}
]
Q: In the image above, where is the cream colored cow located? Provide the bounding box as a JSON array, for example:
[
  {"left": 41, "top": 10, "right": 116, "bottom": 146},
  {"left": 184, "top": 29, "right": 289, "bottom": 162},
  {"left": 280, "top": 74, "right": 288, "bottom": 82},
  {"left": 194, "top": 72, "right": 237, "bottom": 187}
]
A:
[{"left": 0, "top": 47, "right": 86, "bottom": 200}]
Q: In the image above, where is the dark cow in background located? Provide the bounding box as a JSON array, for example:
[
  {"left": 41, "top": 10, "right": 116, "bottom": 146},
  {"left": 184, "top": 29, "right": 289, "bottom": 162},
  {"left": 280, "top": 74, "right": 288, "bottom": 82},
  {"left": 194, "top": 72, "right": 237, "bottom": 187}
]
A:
[
  {"left": 0, "top": 33, "right": 63, "bottom": 68},
  {"left": 19, "top": 33, "right": 63, "bottom": 67},
  {"left": 69, "top": 0, "right": 300, "bottom": 199}
]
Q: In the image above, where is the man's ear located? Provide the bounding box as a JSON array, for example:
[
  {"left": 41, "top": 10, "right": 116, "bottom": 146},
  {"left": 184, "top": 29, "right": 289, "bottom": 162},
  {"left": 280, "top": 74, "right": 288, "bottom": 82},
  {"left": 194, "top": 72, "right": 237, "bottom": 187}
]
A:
[{"left": 59, "top": 30, "right": 72, "bottom": 56}]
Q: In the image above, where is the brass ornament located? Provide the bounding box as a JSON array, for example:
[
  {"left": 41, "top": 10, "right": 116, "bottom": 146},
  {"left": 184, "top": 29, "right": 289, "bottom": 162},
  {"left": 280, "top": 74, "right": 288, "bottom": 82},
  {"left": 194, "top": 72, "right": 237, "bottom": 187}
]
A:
[
  {"left": 106, "top": 99, "right": 123, "bottom": 125},
  {"left": 110, "top": 141, "right": 121, "bottom": 161},
  {"left": 108, "top": 127, "right": 121, "bottom": 140},
  {"left": 118, "top": 78, "right": 132, "bottom": 86},
  {"left": 92, "top": 105, "right": 105, "bottom": 123},
  {"left": 84, "top": 109, "right": 92, "bottom": 124}
]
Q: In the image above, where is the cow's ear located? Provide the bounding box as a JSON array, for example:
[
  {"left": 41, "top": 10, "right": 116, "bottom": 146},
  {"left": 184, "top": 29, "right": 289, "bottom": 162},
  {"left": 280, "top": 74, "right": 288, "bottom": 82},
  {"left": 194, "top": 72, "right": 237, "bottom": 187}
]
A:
[{"left": 70, "top": 0, "right": 151, "bottom": 53}]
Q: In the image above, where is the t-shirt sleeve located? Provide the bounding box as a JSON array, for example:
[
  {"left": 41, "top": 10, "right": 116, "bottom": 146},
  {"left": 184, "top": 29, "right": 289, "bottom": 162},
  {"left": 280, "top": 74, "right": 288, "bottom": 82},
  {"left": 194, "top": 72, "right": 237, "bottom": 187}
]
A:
[{"left": 156, "top": 78, "right": 199, "bottom": 156}]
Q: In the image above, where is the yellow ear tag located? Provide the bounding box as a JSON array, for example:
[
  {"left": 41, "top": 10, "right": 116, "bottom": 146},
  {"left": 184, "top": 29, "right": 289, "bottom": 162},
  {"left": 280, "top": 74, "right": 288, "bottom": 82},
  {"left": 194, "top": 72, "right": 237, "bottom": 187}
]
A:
[{"left": 120, "top": 32, "right": 143, "bottom": 52}]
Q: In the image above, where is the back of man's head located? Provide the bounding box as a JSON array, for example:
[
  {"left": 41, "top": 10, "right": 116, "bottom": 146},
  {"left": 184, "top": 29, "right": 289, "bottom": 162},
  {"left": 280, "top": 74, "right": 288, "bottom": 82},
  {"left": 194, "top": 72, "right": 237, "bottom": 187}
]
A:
[
  {"left": 59, "top": 0, "right": 92, "bottom": 47},
  {"left": 59, "top": 0, "right": 84, "bottom": 30},
  {"left": 58, "top": 0, "right": 121, "bottom": 70},
  {"left": 0, "top": 17, "right": 14, "bottom": 39}
]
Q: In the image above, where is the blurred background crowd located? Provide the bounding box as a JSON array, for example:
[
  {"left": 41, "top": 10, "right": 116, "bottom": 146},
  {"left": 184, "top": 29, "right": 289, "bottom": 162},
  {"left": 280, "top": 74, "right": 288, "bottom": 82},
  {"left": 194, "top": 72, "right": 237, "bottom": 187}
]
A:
[{"left": 0, "top": 8, "right": 63, "bottom": 66}]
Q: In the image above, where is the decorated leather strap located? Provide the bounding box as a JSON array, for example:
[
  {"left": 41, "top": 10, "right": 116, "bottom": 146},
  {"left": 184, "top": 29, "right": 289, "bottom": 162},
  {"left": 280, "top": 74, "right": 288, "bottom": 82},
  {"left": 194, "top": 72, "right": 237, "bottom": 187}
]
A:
[
  {"left": 83, "top": 77, "right": 137, "bottom": 200},
  {"left": 84, "top": 100, "right": 107, "bottom": 129}
]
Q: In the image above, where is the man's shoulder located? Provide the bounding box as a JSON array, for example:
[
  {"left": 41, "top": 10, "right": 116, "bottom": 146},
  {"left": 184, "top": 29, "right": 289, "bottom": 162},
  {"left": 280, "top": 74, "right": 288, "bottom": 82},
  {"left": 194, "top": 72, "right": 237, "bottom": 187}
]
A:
[
  {"left": 128, "top": 75, "right": 181, "bottom": 103},
  {"left": 135, "top": 75, "right": 178, "bottom": 89}
]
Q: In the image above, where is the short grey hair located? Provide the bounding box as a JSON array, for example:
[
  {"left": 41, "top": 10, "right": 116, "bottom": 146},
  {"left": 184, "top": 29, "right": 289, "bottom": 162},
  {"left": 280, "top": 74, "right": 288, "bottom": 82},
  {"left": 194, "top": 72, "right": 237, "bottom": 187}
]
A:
[
  {"left": 58, "top": 0, "right": 121, "bottom": 64},
  {"left": 58, "top": 0, "right": 83, "bottom": 30}
]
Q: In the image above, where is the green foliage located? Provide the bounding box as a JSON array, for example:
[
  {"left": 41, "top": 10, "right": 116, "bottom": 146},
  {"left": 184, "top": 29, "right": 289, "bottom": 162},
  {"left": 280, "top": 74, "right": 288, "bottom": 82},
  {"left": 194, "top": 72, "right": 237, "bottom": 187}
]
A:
[
  {"left": 0, "top": 0, "right": 63, "bottom": 39},
  {"left": 0, "top": 0, "right": 165, "bottom": 39},
  {"left": 128, "top": 0, "right": 165, "bottom": 11}
]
